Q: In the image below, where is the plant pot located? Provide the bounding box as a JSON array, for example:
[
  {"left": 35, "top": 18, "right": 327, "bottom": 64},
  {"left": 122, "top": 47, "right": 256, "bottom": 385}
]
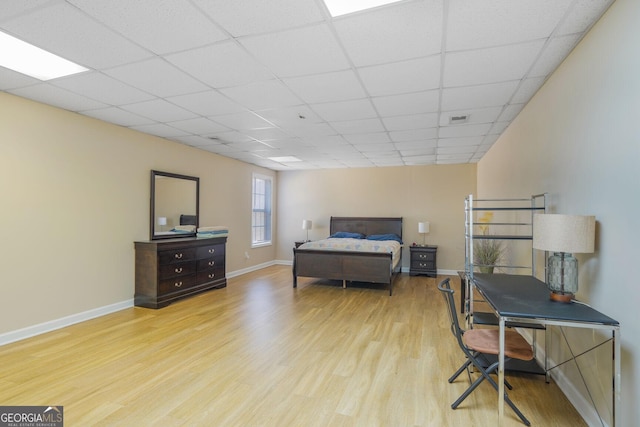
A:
[{"left": 479, "top": 266, "right": 494, "bottom": 274}]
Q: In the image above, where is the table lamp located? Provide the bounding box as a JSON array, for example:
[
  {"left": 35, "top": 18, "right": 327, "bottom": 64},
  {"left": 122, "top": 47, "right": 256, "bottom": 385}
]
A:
[
  {"left": 533, "top": 214, "right": 595, "bottom": 302},
  {"left": 302, "top": 219, "right": 312, "bottom": 242},
  {"left": 418, "top": 221, "right": 429, "bottom": 246},
  {"left": 157, "top": 216, "right": 167, "bottom": 232}
]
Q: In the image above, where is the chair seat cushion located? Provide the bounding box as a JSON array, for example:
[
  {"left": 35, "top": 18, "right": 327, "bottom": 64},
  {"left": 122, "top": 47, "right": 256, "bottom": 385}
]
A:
[{"left": 463, "top": 329, "right": 534, "bottom": 361}]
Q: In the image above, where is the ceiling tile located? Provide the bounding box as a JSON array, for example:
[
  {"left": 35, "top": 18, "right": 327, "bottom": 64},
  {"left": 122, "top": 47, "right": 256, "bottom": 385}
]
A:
[
  {"left": 67, "top": 0, "right": 228, "bottom": 54},
  {"left": 333, "top": 0, "right": 443, "bottom": 66},
  {"left": 81, "top": 107, "right": 155, "bottom": 127},
  {"left": 390, "top": 128, "right": 438, "bottom": 142},
  {"left": 121, "top": 99, "right": 198, "bottom": 122},
  {"left": 498, "top": 104, "right": 525, "bottom": 122},
  {"left": 344, "top": 133, "right": 391, "bottom": 144},
  {"left": 192, "top": 0, "right": 324, "bottom": 37},
  {"left": 1, "top": 2, "right": 151, "bottom": 69},
  {"left": 282, "top": 70, "right": 366, "bottom": 104},
  {"left": 511, "top": 77, "right": 546, "bottom": 104},
  {"left": 330, "top": 118, "right": 385, "bottom": 135},
  {"left": 444, "top": 41, "right": 545, "bottom": 87},
  {"left": 438, "top": 107, "right": 503, "bottom": 126},
  {"left": 105, "top": 58, "right": 209, "bottom": 98},
  {"left": 439, "top": 123, "right": 492, "bottom": 138},
  {"left": 446, "top": 0, "right": 573, "bottom": 51},
  {"left": 52, "top": 72, "right": 155, "bottom": 105},
  {"left": 441, "top": 81, "right": 520, "bottom": 111},
  {"left": 130, "top": 123, "right": 190, "bottom": 138},
  {"left": 255, "top": 106, "right": 324, "bottom": 127},
  {"left": 557, "top": 0, "right": 615, "bottom": 35},
  {"left": 166, "top": 91, "right": 246, "bottom": 117},
  {"left": 529, "top": 34, "right": 581, "bottom": 77},
  {"left": 0, "top": 68, "right": 40, "bottom": 90},
  {"left": 383, "top": 113, "right": 439, "bottom": 131},
  {"left": 166, "top": 41, "right": 274, "bottom": 89},
  {"left": 312, "top": 99, "right": 377, "bottom": 122},
  {"left": 373, "top": 90, "right": 440, "bottom": 116},
  {"left": 167, "top": 117, "right": 229, "bottom": 135},
  {"left": 239, "top": 24, "right": 350, "bottom": 78},
  {"left": 9, "top": 83, "right": 107, "bottom": 111},
  {"left": 358, "top": 56, "right": 441, "bottom": 96},
  {"left": 438, "top": 136, "right": 485, "bottom": 147},
  {"left": 219, "top": 80, "right": 302, "bottom": 111},
  {"left": 209, "top": 111, "right": 274, "bottom": 131}
]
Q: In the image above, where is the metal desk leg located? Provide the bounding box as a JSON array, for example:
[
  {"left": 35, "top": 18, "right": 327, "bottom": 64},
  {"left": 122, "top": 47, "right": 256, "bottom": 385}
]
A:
[
  {"left": 613, "top": 327, "right": 621, "bottom": 427},
  {"left": 499, "top": 316, "right": 505, "bottom": 425}
]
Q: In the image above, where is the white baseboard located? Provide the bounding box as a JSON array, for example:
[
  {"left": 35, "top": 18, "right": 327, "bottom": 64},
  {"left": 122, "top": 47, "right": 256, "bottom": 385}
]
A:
[
  {"left": 0, "top": 299, "right": 133, "bottom": 346},
  {"left": 227, "top": 260, "right": 277, "bottom": 278}
]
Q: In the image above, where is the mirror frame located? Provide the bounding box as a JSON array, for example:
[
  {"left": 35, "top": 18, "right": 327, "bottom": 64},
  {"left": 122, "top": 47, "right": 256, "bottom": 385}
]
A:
[{"left": 150, "top": 170, "right": 200, "bottom": 240}]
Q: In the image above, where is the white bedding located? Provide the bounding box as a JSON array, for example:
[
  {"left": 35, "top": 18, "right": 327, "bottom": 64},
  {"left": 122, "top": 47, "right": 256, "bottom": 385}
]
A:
[{"left": 298, "top": 238, "right": 402, "bottom": 268}]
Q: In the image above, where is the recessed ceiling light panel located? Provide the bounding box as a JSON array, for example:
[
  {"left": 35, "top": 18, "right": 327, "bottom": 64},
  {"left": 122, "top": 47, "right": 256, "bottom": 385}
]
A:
[
  {"left": 268, "top": 156, "right": 302, "bottom": 163},
  {"left": 323, "top": 0, "right": 404, "bottom": 17},
  {"left": 0, "top": 31, "right": 88, "bottom": 80}
]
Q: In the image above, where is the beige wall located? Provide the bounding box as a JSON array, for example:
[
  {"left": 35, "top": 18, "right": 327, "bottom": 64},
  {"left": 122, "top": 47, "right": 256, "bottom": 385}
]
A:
[
  {"left": 276, "top": 164, "right": 476, "bottom": 272},
  {"left": 0, "top": 92, "right": 276, "bottom": 335},
  {"left": 477, "top": 0, "right": 638, "bottom": 424}
]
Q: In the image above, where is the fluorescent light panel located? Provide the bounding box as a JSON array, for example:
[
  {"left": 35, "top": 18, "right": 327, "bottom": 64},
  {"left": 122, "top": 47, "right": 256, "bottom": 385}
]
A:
[
  {"left": 0, "top": 31, "right": 88, "bottom": 80},
  {"left": 323, "top": 0, "right": 404, "bottom": 17},
  {"left": 268, "top": 156, "right": 302, "bottom": 163}
]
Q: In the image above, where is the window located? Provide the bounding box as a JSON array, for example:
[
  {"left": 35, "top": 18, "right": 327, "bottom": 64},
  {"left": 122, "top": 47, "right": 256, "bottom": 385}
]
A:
[{"left": 252, "top": 174, "right": 272, "bottom": 246}]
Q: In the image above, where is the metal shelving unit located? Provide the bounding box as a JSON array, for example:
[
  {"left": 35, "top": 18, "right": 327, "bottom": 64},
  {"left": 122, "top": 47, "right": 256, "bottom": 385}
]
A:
[{"left": 463, "top": 193, "right": 548, "bottom": 376}]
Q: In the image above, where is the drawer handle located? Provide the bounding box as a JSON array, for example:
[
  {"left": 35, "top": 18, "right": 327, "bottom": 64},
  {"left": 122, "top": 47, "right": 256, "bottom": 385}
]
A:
[
  {"left": 419, "top": 254, "right": 426, "bottom": 258},
  {"left": 175, "top": 253, "right": 183, "bottom": 259},
  {"left": 175, "top": 281, "right": 183, "bottom": 288},
  {"left": 208, "top": 248, "right": 215, "bottom": 254},
  {"left": 175, "top": 267, "right": 183, "bottom": 273},
  {"left": 208, "top": 261, "right": 215, "bottom": 267},
  {"left": 208, "top": 273, "right": 215, "bottom": 279}
]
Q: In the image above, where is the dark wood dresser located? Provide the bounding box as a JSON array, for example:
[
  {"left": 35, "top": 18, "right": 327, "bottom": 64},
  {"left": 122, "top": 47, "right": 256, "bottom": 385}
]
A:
[{"left": 134, "top": 237, "right": 227, "bottom": 308}]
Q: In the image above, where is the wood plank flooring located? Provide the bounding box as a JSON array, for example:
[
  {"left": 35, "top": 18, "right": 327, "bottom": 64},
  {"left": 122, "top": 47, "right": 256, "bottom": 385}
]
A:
[{"left": 0, "top": 266, "right": 586, "bottom": 426}]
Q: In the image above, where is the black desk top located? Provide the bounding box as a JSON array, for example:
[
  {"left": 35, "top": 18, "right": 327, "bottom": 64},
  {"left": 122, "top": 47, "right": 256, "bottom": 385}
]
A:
[{"left": 473, "top": 273, "right": 619, "bottom": 326}]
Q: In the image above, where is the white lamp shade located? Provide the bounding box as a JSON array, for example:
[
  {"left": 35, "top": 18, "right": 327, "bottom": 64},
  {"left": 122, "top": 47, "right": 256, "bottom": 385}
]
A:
[
  {"left": 418, "top": 221, "right": 429, "bottom": 234},
  {"left": 533, "top": 214, "right": 595, "bottom": 253},
  {"left": 157, "top": 217, "right": 167, "bottom": 226},
  {"left": 302, "top": 220, "right": 312, "bottom": 230}
]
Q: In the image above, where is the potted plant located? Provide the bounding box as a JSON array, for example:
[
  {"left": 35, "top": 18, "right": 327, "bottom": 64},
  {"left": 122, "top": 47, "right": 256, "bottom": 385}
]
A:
[{"left": 474, "top": 212, "right": 503, "bottom": 273}]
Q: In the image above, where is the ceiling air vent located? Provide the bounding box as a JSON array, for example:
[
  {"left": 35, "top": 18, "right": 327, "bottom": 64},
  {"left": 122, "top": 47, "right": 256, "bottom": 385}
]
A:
[{"left": 449, "top": 114, "right": 469, "bottom": 125}]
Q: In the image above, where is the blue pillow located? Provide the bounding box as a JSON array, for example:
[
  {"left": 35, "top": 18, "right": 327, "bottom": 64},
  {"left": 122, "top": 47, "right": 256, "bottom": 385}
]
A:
[
  {"left": 367, "top": 233, "right": 403, "bottom": 244},
  {"left": 329, "top": 231, "right": 365, "bottom": 239}
]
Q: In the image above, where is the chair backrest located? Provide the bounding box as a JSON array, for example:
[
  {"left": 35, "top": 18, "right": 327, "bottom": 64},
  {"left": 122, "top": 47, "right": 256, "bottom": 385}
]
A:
[{"left": 437, "top": 278, "right": 468, "bottom": 352}]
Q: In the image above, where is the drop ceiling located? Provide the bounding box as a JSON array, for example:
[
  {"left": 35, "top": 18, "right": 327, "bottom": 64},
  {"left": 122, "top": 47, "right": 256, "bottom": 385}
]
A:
[{"left": 0, "top": 0, "right": 614, "bottom": 170}]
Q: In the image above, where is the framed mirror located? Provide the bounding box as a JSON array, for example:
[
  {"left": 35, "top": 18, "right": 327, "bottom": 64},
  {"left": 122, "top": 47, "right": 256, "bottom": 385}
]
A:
[{"left": 150, "top": 170, "right": 199, "bottom": 240}]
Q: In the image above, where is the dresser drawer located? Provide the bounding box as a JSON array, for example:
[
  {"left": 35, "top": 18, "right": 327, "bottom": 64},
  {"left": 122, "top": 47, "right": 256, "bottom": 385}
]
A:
[
  {"left": 159, "top": 274, "right": 196, "bottom": 294},
  {"left": 159, "top": 261, "right": 196, "bottom": 279},
  {"left": 411, "top": 251, "right": 435, "bottom": 262},
  {"left": 196, "top": 243, "right": 224, "bottom": 259},
  {"left": 197, "top": 257, "right": 223, "bottom": 270},
  {"left": 158, "top": 248, "right": 197, "bottom": 264},
  {"left": 196, "top": 267, "right": 225, "bottom": 284}
]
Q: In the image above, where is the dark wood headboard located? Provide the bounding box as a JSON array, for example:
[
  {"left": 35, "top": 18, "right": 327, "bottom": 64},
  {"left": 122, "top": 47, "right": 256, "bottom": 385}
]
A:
[
  {"left": 329, "top": 217, "right": 403, "bottom": 239},
  {"left": 180, "top": 214, "right": 197, "bottom": 226}
]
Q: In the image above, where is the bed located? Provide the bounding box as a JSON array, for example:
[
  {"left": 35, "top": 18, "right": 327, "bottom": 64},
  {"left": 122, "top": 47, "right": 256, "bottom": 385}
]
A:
[{"left": 293, "top": 217, "right": 403, "bottom": 295}]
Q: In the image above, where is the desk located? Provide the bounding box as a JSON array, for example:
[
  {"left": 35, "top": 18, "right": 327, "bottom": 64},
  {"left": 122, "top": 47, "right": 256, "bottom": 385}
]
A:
[{"left": 472, "top": 273, "right": 620, "bottom": 426}]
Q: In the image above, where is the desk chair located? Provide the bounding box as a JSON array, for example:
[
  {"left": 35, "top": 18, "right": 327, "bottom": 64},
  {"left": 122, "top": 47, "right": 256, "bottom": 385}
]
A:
[{"left": 438, "top": 278, "right": 533, "bottom": 426}]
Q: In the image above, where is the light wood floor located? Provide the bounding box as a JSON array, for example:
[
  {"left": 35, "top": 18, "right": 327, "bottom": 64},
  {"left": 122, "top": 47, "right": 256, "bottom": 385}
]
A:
[{"left": 0, "top": 266, "right": 586, "bottom": 426}]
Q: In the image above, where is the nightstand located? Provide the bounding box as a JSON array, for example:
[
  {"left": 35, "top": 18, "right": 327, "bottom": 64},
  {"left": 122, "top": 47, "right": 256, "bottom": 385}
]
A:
[
  {"left": 294, "top": 241, "right": 308, "bottom": 248},
  {"left": 409, "top": 245, "right": 437, "bottom": 277}
]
